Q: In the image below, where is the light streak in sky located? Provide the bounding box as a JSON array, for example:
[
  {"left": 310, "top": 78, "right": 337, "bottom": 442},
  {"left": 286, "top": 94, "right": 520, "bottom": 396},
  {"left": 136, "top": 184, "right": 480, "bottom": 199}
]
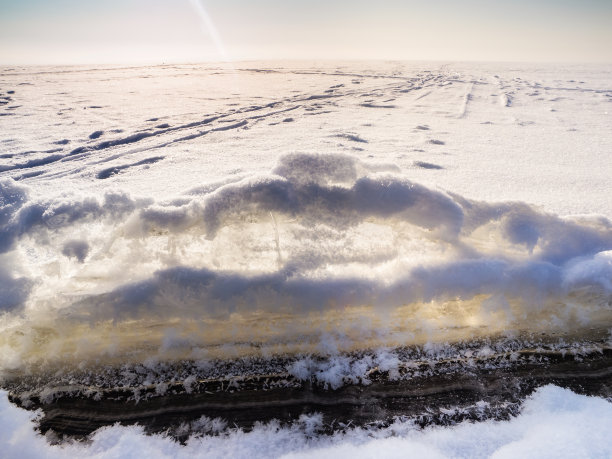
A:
[{"left": 188, "top": 0, "right": 230, "bottom": 62}]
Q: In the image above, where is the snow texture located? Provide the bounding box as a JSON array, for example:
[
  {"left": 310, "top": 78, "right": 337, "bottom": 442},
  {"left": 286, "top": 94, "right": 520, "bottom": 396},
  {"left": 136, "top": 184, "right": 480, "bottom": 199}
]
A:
[{"left": 0, "top": 63, "right": 611, "bottom": 371}]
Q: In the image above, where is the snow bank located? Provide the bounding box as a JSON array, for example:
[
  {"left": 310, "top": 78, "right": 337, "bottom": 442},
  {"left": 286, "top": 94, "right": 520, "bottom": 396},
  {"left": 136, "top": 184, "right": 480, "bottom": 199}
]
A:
[{"left": 0, "top": 153, "right": 611, "bottom": 369}]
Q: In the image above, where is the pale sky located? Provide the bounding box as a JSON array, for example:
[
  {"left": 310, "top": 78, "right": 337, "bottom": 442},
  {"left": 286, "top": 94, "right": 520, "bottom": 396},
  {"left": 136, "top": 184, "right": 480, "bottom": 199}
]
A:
[{"left": 0, "top": 0, "right": 611, "bottom": 64}]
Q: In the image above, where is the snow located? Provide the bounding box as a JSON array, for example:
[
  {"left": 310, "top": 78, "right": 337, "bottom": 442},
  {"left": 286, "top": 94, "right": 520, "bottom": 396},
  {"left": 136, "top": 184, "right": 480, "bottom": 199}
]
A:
[
  {"left": 0, "top": 62, "right": 611, "bottom": 369},
  {"left": 0, "top": 61, "right": 611, "bottom": 454},
  {"left": 1, "top": 62, "right": 611, "bottom": 214},
  {"left": 1, "top": 148, "right": 611, "bottom": 369}
]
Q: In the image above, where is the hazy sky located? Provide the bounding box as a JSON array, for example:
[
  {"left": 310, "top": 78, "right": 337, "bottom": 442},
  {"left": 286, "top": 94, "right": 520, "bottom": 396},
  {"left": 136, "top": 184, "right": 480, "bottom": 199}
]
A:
[{"left": 1, "top": 0, "right": 611, "bottom": 64}]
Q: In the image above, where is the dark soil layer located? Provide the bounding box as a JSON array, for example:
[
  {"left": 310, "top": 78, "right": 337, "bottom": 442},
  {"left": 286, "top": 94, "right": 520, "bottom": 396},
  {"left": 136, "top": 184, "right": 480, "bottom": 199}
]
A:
[{"left": 8, "top": 348, "right": 612, "bottom": 441}]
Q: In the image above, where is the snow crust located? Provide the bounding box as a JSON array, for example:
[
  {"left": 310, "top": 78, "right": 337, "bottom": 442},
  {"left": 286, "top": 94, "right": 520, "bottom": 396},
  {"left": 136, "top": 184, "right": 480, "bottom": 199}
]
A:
[
  {"left": 0, "top": 151, "right": 611, "bottom": 370},
  {"left": 1, "top": 91, "right": 612, "bottom": 368}
]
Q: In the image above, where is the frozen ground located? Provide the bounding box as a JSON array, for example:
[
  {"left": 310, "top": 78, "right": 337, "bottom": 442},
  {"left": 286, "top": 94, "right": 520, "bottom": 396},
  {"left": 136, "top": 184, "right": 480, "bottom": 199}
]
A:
[
  {"left": 1, "top": 385, "right": 612, "bottom": 459},
  {"left": 1, "top": 61, "right": 611, "bottom": 456}
]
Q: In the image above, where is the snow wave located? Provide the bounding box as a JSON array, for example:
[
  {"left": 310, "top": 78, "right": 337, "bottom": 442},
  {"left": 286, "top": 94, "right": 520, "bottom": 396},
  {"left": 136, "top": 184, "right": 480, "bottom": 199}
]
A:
[
  {"left": 0, "top": 153, "right": 611, "bottom": 371},
  {"left": 1, "top": 385, "right": 611, "bottom": 458}
]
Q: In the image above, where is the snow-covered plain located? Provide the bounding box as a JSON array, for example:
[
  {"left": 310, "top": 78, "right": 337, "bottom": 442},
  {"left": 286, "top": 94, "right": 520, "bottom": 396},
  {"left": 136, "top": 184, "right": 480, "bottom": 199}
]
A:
[{"left": 1, "top": 61, "right": 612, "bottom": 456}]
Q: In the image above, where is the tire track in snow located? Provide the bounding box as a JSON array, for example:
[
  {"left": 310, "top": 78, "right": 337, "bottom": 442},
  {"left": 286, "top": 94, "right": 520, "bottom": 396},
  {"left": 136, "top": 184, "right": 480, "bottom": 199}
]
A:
[
  {"left": 458, "top": 82, "right": 474, "bottom": 118},
  {"left": 1, "top": 69, "right": 437, "bottom": 181}
]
